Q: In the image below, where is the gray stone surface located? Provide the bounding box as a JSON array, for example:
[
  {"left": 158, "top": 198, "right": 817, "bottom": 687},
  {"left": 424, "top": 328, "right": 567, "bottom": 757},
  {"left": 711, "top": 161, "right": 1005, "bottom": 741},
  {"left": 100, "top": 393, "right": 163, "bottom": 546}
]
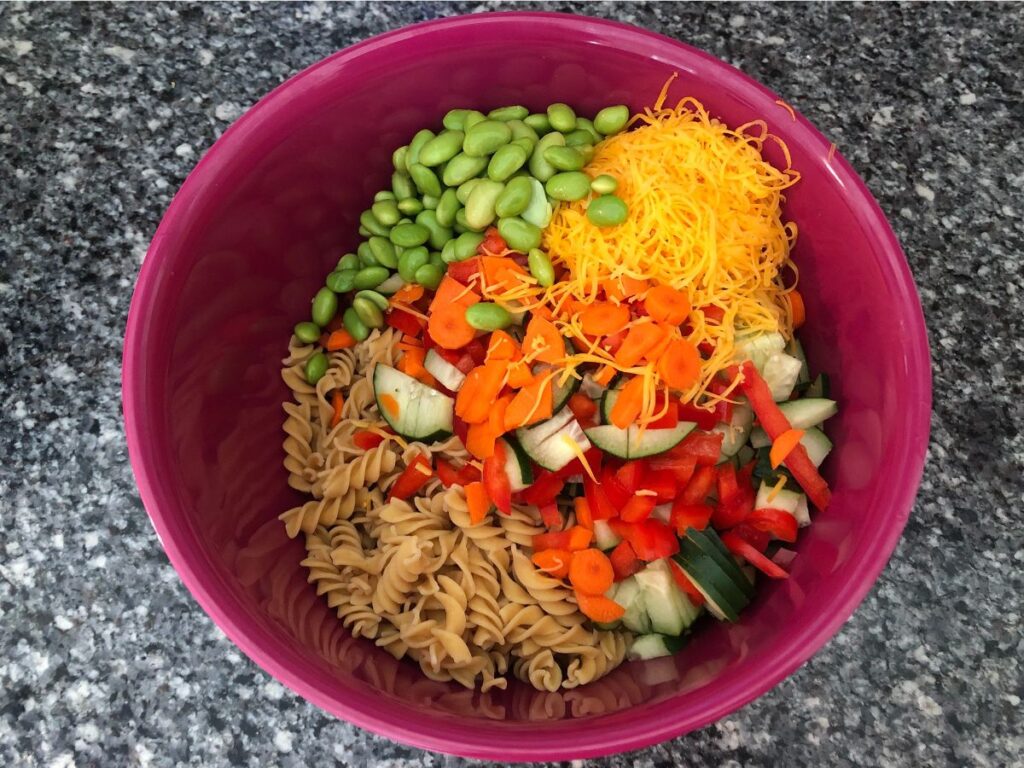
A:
[{"left": 1, "top": 2, "right": 1022, "bottom": 766}]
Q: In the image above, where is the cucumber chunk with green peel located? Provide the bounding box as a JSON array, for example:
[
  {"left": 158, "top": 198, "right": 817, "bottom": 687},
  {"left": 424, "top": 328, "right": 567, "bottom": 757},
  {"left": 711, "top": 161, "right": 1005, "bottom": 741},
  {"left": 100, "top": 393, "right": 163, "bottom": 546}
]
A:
[{"left": 372, "top": 364, "right": 454, "bottom": 442}]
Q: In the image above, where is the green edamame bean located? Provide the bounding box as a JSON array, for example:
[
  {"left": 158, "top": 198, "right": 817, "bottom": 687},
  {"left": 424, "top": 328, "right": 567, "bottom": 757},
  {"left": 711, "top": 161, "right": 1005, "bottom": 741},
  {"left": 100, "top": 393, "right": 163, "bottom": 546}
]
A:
[
  {"left": 488, "top": 105, "right": 529, "bottom": 122},
  {"left": 374, "top": 190, "right": 396, "bottom": 203},
  {"left": 371, "top": 199, "right": 401, "bottom": 227},
  {"left": 453, "top": 231, "right": 486, "bottom": 261},
  {"left": 337, "top": 253, "right": 359, "bottom": 271},
  {"left": 397, "top": 197, "right": 423, "bottom": 216},
  {"left": 586, "top": 194, "right": 629, "bottom": 227},
  {"left": 360, "top": 209, "right": 390, "bottom": 237},
  {"left": 326, "top": 269, "right": 357, "bottom": 293},
  {"left": 414, "top": 262, "right": 443, "bottom": 290},
  {"left": 443, "top": 109, "right": 471, "bottom": 131},
  {"left": 527, "top": 248, "right": 555, "bottom": 288},
  {"left": 494, "top": 175, "right": 533, "bottom": 218},
  {"left": 392, "top": 146, "right": 409, "bottom": 173},
  {"left": 311, "top": 287, "right": 338, "bottom": 327},
  {"left": 423, "top": 194, "right": 440, "bottom": 210},
  {"left": 529, "top": 132, "right": 565, "bottom": 182},
  {"left": 409, "top": 163, "right": 442, "bottom": 198},
  {"left": 305, "top": 351, "right": 328, "bottom": 384},
  {"left": 524, "top": 113, "right": 552, "bottom": 134},
  {"left": 543, "top": 145, "right": 586, "bottom": 172},
  {"left": 343, "top": 307, "right": 370, "bottom": 342},
  {"left": 487, "top": 143, "right": 529, "bottom": 182},
  {"left": 357, "top": 241, "right": 377, "bottom": 267},
  {"left": 392, "top": 171, "right": 415, "bottom": 201},
  {"left": 590, "top": 174, "right": 618, "bottom": 195},
  {"left": 575, "top": 117, "right": 601, "bottom": 144},
  {"left": 546, "top": 171, "right": 592, "bottom": 202},
  {"left": 463, "top": 120, "right": 512, "bottom": 157},
  {"left": 563, "top": 130, "right": 592, "bottom": 148},
  {"left": 510, "top": 137, "right": 536, "bottom": 154},
  {"left": 521, "top": 178, "right": 553, "bottom": 229},
  {"left": 368, "top": 236, "right": 398, "bottom": 268},
  {"left": 398, "top": 246, "right": 430, "bottom": 282},
  {"left": 294, "top": 321, "right": 321, "bottom": 344},
  {"left": 497, "top": 217, "right": 542, "bottom": 252},
  {"left": 353, "top": 265, "right": 390, "bottom": 290},
  {"left": 441, "top": 239, "right": 458, "bottom": 263},
  {"left": 355, "top": 289, "right": 389, "bottom": 312},
  {"left": 465, "top": 179, "right": 505, "bottom": 230},
  {"left": 594, "top": 104, "right": 630, "bottom": 136},
  {"left": 462, "top": 110, "right": 487, "bottom": 130},
  {"left": 465, "top": 302, "right": 512, "bottom": 331},
  {"left": 547, "top": 103, "right": 577, "bottom": 133},
  {"left": 389, "top": 222, "right": 430, "bottom": 248},
  {"left": 435, "top": 188, "right": 460, "bottom": 227},
  {"left": 507, "top": 119, "right": 539, "bottom": 142},
  {"left": 406, "top": 128, "right": 435, "bottom": 170},
  {"left": 456, "top": 178, "right": 482, "bottom": 204},
  {"left": 442, "top": 152, "right": 489, "bottom": 187},
  {"left": 418, "top": 130, "right": 465, "bottom": 167},
  {"left": 358, "top": 226, "right": 371, "bottom": 238},
  {"left": 429, "top": 251, "right": 444, "bottom": 269},
  {"left": 455, "top": 207, "right": 483, "bottom": 233},
  {"left": 415, "top": 209, "right": 454, "bottom": 250}
]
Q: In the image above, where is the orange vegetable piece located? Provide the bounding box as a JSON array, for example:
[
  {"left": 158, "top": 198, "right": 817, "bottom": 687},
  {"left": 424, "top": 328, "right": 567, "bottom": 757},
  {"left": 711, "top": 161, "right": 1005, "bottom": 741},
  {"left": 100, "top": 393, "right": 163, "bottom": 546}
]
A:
[
  {"left": 789, "top": 289, "right": 806, "bottom": 329},
  {"left": 657, "top": 338, "right": 702, "bottom": 390},
  {"left": 480, "top": 256, "right": 527, "bottom": 289},
  {"left": 610, "top": 375, "right": 646, "bottom": 429},
  {"left": 567, "top": 393, "right": 597, "bottom": 424},
  {"left": 455, "top": 361, "right": 507, "bottom": 424},
  {"left": 574, "top": 591, "right": 625, "bottom": 623},
  {"left": 464, "top": 481, "right": 490, "bottom": 525},
  {"left": 569, "top": 549, "right": 615, "bottom": 595},
  {"left": 644, "top": 284, "right": 692, "bottom": 325},
  {"left": 326, "top": 329, "right": 357, "bottom": 351},
  {"left": 379, "top": 393, "right": 400, "bottom": 420},
  {"left": 566, "top": 525, "right": 593, "bottom": 551},
  {"left": 770, "top": 428, "right": 806, "bottom": 469},
  {"left": 503, "top": 375, "right": 554, "bottom": 430},
  {"left": 330, "top": 391, "right": 344, "bottom": 428},
  {"left": 573, "top": 496, "right": 593, "bottom": 530},
  {"left": 428, "top": 306, "right": 477, "bottom": 350},
  {"left": 531, "top": 548, "right": 572, "bottom": 580},
  {"left": 593, "top": 365, "right": 617, "bottom": 386},
  {"left": 466, "top": 420, "right": 498, "bottom": 460},
  {"left": 603, "top": 276, "right": 648, "bottom": 302},
  {"left": 614, "top": 322, "right": 668, "bottom": 368},
  {"left": 506, "top": 359, "right": 536, "bottom": 389},
  {"left": 578, "top": 302, "right": 631, "bottom": 337},
  {"left": 390, "top": 283, "right": 425, "bottom": 305},
  {"left": 430, "top": 275, "right": 480, "bottom": 311},
  {"left": 486, "top": 330, "right": 521, "bottom": 362},
  {"left": 523, "top": 315, "right": 565, "bottom": 365}
]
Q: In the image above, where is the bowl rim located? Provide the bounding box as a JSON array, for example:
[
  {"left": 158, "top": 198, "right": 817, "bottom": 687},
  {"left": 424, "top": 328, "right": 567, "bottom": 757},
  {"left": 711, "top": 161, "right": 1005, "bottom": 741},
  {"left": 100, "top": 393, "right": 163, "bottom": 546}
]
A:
[{"left": 123, "top": 10, "right": 931, "bottom": 760}]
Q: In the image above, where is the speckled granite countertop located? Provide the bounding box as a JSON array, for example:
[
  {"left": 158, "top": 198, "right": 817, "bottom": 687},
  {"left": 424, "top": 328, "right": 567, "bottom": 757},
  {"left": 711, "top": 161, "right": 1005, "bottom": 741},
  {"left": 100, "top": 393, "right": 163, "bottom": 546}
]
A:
[{"left": 1, "top": 2, "right": 1021, "bottom": 766}]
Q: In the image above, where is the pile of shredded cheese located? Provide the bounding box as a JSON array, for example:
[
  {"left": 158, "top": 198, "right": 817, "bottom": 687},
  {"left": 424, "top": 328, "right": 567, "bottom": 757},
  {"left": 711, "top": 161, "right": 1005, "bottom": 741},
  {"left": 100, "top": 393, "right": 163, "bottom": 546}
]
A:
[{"left": 482, "top": 79, "right": 802, "bottom": 421}]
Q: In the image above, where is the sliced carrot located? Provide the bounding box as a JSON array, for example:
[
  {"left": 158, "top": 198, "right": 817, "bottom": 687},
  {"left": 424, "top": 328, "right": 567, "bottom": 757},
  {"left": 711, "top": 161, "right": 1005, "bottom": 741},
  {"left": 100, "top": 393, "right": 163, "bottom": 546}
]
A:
[
  {"left": 326, "top": 328, "right": 357, "bottom": 351},
  {"left": 567, "top": 393, "right": 597, "bottom": 424},
  {"left": 566, "top": 525, "right": 593, "bottom": 551},
  {"left": 569, "top": 549, "right": 615, "bottom": 595},
  {"left": 789, "top": 289, "right": 806, "bottom": 329},
  {"left": 578, "top": 302, "right": 631, "bottom": 337},
  {"left": 428, "top": 306, "right": 477, "bottom": 350},
  {"left": 645, "top": 284, "right": 692, "bottom": 325},
  {"left": 486, "top": 330, "right": 521, "bottom": 362},
  {"left": 610, "top": 375, "right": 646, "bottom": 429},
  {"left": 480, "top": 255, "right": 527, "bottom": 289},
  {"left": 379, "top": 393, "right": 400, "bottom": 420},
  {"left": 430, "top": 275, "right": 480, "bottom": 311},
  {"left": 456, "top": 361, "right": 507, "bottom": 424},
  {"left": 657, "top": 338, "right": 702, "bottom": 390},
  {"left": 770, "top": 428, "right": 806, "bottom": 469},
  {"left": 643, "top": 325, "right": 675, "bottom": 363},
  {"left": 573, "top": 496, "right": 593, "bottom": 530},
  {"left": 464, "top": 481, "right": 490, "bottom": 525},
  {"left": 330, "top": 391, "right": 344, "bottom": 428},
  {"left": 523, "top": 315, "right": 565, "bottom": 365},
  {"left": 574, "top": 591, "right": 625, "bottom": 623},
  {"left": 603, "top": 276, "right": 648, "bottom": 302},
  {"left": 389, "top": 282, "right": 425, "bottom": 305},
  {"left": 503, "top": 375, "right": 554, "bottom": 430},
  {"left": 614, "top": 322, "right": 668, "bottom": 368},
  {"left": 593, "top": 364, "right": 617, "bottom": 386},
  {"left": 506, "top": 359, "right": 536, "bottom": 389},
  {"left": 466, "top": 420, "right": 499, "bottom": 460},
  {"left": 532, "top": 548, "right": 572, "bottom": 580}
]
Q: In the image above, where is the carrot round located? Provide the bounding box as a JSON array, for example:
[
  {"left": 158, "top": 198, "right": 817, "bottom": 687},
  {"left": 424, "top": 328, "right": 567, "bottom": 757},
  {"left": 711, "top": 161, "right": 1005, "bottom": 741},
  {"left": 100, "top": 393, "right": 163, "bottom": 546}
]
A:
[
  {"left": 770, "top": 428, "right": 806, "bottom": 468},
  {"left": 614, "top": 322, "right": 667, "bottom": 368},
  {"left": 645, "top": 284, "right": 692, "bottom": 325},
  {"left": 464, "top": 481, "right": 490, "bottom": 525},
  {"left": 503, "top": 375, "right": 554, "bottom": 430},
  {"left": 574, "top": 591, "right": 625, "bottom": 623},
  {"left": 579, "top": 302, "right": 631, "bottom": 337},
  {"left": 428, "top": 306, "right": 477, "bottom": 350},
  {"left": 326, "top": 328, "right": 357, "bottom": 351},
  {"left": 569, "top": 549, "right": 614, "bottom": 595},
  {"left": 532, "top": 548, "right": 572, "bottom": 580},
  {"left": 523, "top": 315, "right": 565, "bottom": 365},
  {"left": 789, "top": 289, "right": 806, "bottom": 329},
  {"left": 573, "top": 496, "right": 593, "bottom": 530},
  {"left": 657, "top": 338, "right": 702, "bottom": 390},
  {"left": 610, "top": 375, "right": 646, "bottom": 429}
]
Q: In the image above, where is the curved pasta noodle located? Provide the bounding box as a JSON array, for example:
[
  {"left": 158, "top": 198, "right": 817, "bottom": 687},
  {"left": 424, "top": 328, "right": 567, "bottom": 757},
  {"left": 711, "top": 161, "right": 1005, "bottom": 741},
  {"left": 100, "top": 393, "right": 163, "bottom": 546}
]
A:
[
  {"left": 279, "top": 490, "right": 360, "bottom": 539},
  {"left": 318, "top": 442, "right": 398, "bottom": 500}
]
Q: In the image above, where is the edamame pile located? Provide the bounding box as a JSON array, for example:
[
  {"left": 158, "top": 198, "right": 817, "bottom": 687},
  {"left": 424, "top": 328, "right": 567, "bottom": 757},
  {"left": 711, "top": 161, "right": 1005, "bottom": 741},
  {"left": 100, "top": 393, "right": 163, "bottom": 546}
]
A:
[{"left": 297, "top": 102, "right": 631, "bottom": 384}]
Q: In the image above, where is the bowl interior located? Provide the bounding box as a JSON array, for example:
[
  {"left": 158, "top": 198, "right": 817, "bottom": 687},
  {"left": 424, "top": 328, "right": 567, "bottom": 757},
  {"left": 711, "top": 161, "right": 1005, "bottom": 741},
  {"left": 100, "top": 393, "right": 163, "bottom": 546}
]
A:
[{"left": 124, "top": 13, "right": 929, "bottom": 760}]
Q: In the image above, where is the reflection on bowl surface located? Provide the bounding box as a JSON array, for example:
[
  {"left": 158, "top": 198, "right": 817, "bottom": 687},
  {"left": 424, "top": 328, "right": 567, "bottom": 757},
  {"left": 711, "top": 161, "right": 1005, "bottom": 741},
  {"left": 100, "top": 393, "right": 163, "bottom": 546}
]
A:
[{"left": 123, "top": 12, "right": 930, "bottom": 761}]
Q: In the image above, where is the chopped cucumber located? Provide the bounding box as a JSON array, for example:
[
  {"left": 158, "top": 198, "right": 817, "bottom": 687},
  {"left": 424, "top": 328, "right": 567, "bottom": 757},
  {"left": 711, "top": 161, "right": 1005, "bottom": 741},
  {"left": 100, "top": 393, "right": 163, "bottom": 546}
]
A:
[
  {"left": 749, "top": 425, "right": 832, "bottom": 466},
  {"left": 787, "top": 337, "right": 811, "bottom": 384},
  {"left": 584, "top": 422, "right": 696, "bottom": 460},
  {"left": 516, "top": 408, "right": 590, "bottom": 471},
  {"left": 372, "top": 364, "right": 453, "bottom": 442},
  {"left": 754, "top": 481, "right": 805, "bottom": 516},
  {"left": 685, "top": 527, "right": 756, "bottom": 598},
  {"left": 763, "top": 352, "right": 803, "bottom": 401},
  {"left": 628, "top": 633, "right": 687, "bottom": 661},
  {"left": 535, "top": 361, "right": 581, "bottom": 414},
  {"left": 778, "top": 398, "right": 837, "bottom": 429},
  {"left": 793, "top": 493, "right": 810, "bottom": 527},
  {"left": 612, "top": 576, "right": 650, "bottom": 634},
  {"left": 674, "top": 539, "right": 751, "bottom": 622},
  {"left": 423, "top": 348, "right": 466, "bottom": 392},
  {"left": 593, "top": 520, "right": 621, "bottom": 550},
  {"left": 713, "top": 399, "right": 753, "bottom": 460},
  {"left": 733, "top": 332, "right": 785, "bottom": 371},
  {"left": 502, "top": 437, "right": 534, "bottom": 492},
  {"left": 635, "top": 559, "right": 703, "bottom": 636}
]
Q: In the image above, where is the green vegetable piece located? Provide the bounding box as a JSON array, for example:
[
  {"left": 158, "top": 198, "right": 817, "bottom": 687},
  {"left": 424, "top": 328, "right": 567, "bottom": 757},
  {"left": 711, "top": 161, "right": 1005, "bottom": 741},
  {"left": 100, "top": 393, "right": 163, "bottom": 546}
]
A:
[
  {"left": 352, "top": 265, "right": 390, "bottom": 290},
  {"left": 357, "top": 226, "right": 371, "bottom": 238},
  {"left": 429, "top": 251, "right": 444, "bottom": 269},
  {"left": 337, "top": 252, "right": 359, "bottom": 271},
  {"left": 343, "top": 307, "right": 370, "bottom": 341},
  {"left": 488, "top": 105, "right": 529, "bottom": 122},
  {"left": 452, "top": 231, "right": 486, "bottom": 261},
  {"left": 510, "top": 136, "right": 536, "bottom": 155},
  {"left": 415, "top": 209, "right": 454, "bottom": 250},
  {"left": 497, "top": 217, "right": 542, "bottom": 252},
  {"left": 392, "top": 171, "right": 415, "bottom": 201},
  {"left": 586, "top": 194, "right": 629, "bottom": 227},
  {"left": 392, "top": 146, "right": 408, "bottom": 173},
  {"left": 590, "top": 174, "right": 618, "bottom": 195},
  {"left": 389, "top": 222, "right": 430, "bottom": 248},
  {"left": 442, "top": 152, "right": 489, "bottom": 186},
  {"left": 435, "top": 188, "right": 460, "bottom": 227},
  {"left": 405, "top": 128, "right": 435, "bottom": 170},
  {"left": 465, "top": 179, "right": 505, "bottom": 230},
  {"left": 545, "top": 171, "right": 592, "bottom": 202},
  {"left": 360, "top": 209, "right": 390, "bottom": 237},
  {"left": 494, "top": 175, "right": 534, "bottom": 218},
  {"left": 311, "top": 287, "right": 339, "bottom": 327},
  {"left": 524, "top": 113, "right": 552, "bottom": 134},
  {"left": 462, "top": 110, "right": 487, "bottom": 130},
  {"left": 371, "top": 199, "right": 400, "bottom": 227},
  {"left": 409, "top": 163, "right": 442, "bottom": 198},
  {"left": 528, "top": 131, "right": 565, "bottom": 182},
  {"left": 418, "top": 130, "right": 465, "bottom": 167},
  {"left": 575, "top": 117, "right": 602, "bottom": 143},
  {"left": 506, "top": 119, "right": 539, "bottom": 142},
  {"left": 305, "top": 351, "right": 328, "bottom": 384},
  {"left": 421, "top": 194, "right": 439, "bottom": 210},
  {"left": 397, "top": 197, "right": 423, "bottom": 216},
  {"left": 546, "top": 102, "right": 577, "bottom": 133},
  {"left": 353, "top": 296, "right": 385, "bottom": 328},
  {"left": 357, "top": 241, "right": 377, "bottom": 267},
  {"left": 294, "top": 321, "right": 321, "bottom": 344},
  {"left": 368, "top": 236, "right": 398, "bottom": 268},
  {"left": 594, "top": 104, "right": 630, "bottom": 136},
  {"left": 563, "top": 130, "right": 593, "bottom": 148},
  {"left": 456, "top": 178, "right": 483, "bottom": 205},
  {"left": 543, "top": 145, "right": 585, "bottom": 172},
  {"left": 465, "top": 302, "right": 512, "bottom": 331},
  {"left": 398, "top": 245, "right": 430, "bottom": 282},
  {"left": 521, "top": 177, "right": 553, "bottom": 229},
  {"left": 443, "top": 109, "right": 471, "bottom": 131},
  {"left": 326, "top": 269, "right": 357, "bottom": 293},
  {"left": 355, "top": 289, "right": 389, "bottom": 311},
  {"left": 487, "top": 143, "right": 529, "bottom": 182},
  {"left": 440, "top": 239, "right": 458, "bottom": 264},
  {"left": 527, "top": 248, "right": 555, "bottom": 288},
  {"left": 374, "top": 190, "right": 396, "bottom": 203},
  {"left": 414, "top": 262, "right": 443, "bottom": 290},
  {"left": 463, "top": 119, "right": 513, "bottom": 157}
]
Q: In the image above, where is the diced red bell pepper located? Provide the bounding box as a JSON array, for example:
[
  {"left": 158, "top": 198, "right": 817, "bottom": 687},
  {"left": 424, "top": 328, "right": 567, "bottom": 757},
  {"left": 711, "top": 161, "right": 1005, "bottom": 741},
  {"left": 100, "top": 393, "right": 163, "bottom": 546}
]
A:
[
  {"left": 609, "top": 519, "right": 679, "bottom": 561},
  {"left": 731, "top": 522, "right": 771, "bottom": 552},
  {"left": 675, "top": 430, "right": 724, "bottom": 465},
  {"left": 436, "top": 458, "right": 479, "bottom": 488},
  {"left": 648, "top": 392, "right": 679, "bottom": 429},
  {"left": 385, "top": 308, "right": 424, "bottom": 337},
  {"left": 609, "top": 540, "right": 644, "bottom": 581},
  {"left": 646, "top": 449, "right": 698, "bottom": 488},
  {"left": 721, "top": 530, "right": 789, "bottom": 579},
  {"left": 641, "top": 468, "right": 678, "bottom": 502},
  {"left": 388, "top": 454, "right": 434, "bottom": 500},
  {"left": 520, "top": 469, "right": 565, "bottom": 506},
  {"left": 353, "top": 430, "right": 385, "bottom": 450},
  {"left": 453, "top": 416, "right": 470, "bottom": 447},
  {"left": 677, "top": 402, "right": 718, "bottom": 431},
  {"left": 446, "top": 257, "right": 481, "bottom": 284},
  {"left": 464, "top": 338, "right": 488, "bottom": 366},
  {"left": 600, "top": 466, "right": 632, "bottom": 509},
  {"left": 619, "top": 494, "right": 657, "bottom": 523},
  {"left": 482, "top": 441, "right": 512, "bottom": 514},
  {"left": 614, "top": 461, "right": 646, "bottom": 493},
  {"left": 602, "top": 329, "right": 627, "bottom": 355},
  {"left": 479, "top": 226, "right": 507, "bottom": 255},
  {"left": 746, "top": 508, "right": 799, "bottom": 543},
  {"left": 669, "top": 559, "right": 706, "bottom": 606},
  {"left": 539, "top": 502, "right": 562, "bottom": 531},
  {"left": 679, "top": 465, "right": 717, "bottom": 505},
  {"left": 533, "top": 526, "right": 592, "bottom": 552},
  {"left": 717, "top": 463, "right": 741, "bottom": 504},
  {"left": 670, "top": 501, "right": 714, "bottom": 534},
  {"left": 711, "top": 493, "right": 753, "bottom": 530},
  {"left": 556, "top": 446, "right": 604, "bottom": 479},
  {"left": 454, "top": 354, "right": 476, "bottom": 374},
  {"left": 584, "top": 475, "right": 618, "bottom": 520}
]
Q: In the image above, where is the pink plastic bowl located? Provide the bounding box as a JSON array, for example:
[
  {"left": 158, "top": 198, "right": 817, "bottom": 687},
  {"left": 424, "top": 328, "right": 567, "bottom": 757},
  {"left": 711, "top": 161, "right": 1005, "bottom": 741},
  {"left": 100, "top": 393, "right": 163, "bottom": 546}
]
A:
[{"left": 123, "top": 12, "right": 930, "bottom": 761}]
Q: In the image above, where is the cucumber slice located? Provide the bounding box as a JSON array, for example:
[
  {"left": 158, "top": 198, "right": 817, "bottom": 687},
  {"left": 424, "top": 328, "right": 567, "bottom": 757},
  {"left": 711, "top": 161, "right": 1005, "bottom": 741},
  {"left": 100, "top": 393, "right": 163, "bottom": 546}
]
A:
[
  {"left": 372, "top": 364, "right": 454, "bottom": 442},
  {"left": 423, "top": 348, "right": 466, "bottom": 392},
  {"left": 612, "top": 576, "right": 650, "bottom": 634},
  {"left": 674, "top": 539, "right": 751, "bottom": 622},
  {"left": 628, "top": 633, "right": 687, "bottom": 661},
  {"left": 584, "top": 422, "right": 696, "bottom": 460},
  {"left": 749, "top": 425, "right": 832, "bottom": 467},
  {"left": 763, "top": 352, "right": 803, "bottom": 402},
  {"left": 787, "top": 338, "right": 811, "bottom": 384},
  {"left": 713, "top": 400, "right": 753, "bottom": 459},
  {"left": 684, "top": 528, "right": 756, "bottom": 598},
  {"left": 599, "top": 387, "right": 620, "bottom": 425},
  {"left": 793, "top": 493, "right": 810, "bottom": 527},
  {"left": 515, "top": 408, "right": 590, "bottom": 472},
  {"left": 502, "top": 437, "right": 534, "bottom": 492},
  {"left": 535, "top": 346, "right": 580, "bottom": 413},
  {"left": 635, "top": 559, "right": 703, "bottom": 636},
  {"left": 733, "top": 332, "right": 786, "bottom": 371},
  {"left": 593, "top": 519, "right": 621, "bottom": 550},
  {"left": 754, "top": 481, "right": 805, "bottom": 516},
  {"left": 778, "top": 398, "right": 837, "bottom": 429}
]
